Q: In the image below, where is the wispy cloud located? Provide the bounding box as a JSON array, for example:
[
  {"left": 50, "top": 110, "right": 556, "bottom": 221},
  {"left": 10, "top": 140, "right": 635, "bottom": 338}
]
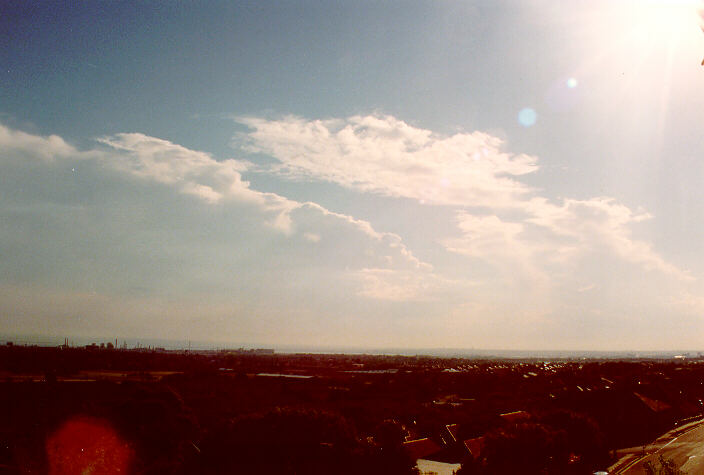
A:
[
  {"left": 97, "top": 133, "right": 258, "bottom": 205},
  {"left": 236, "top": 114, "right": 537, "bottom": 208},
  {"left": 525, "top": 197, "right": 690, "bottom": 279},
  {"left": 303, "top": 232, "right": 321, "bottom": 243},
  {"left": 443, "top": 213, "right": 527, "bottom": 259},
  {"left": 354, "top": 268, "right": 469, "bottom": 302},
  {"left": 236, "top": 114, "right": 688, "bottom": 282},
  {"left": 355, "top": 268, "right": 432, "bottom": 302},
  {"left": 442, "top": 198, "right": 690, "bottom": 287},
  {"left": 0, "top": 117, "right": 694, "bottom": 349},
  {"left": 0, "top": 124, "right": 80, "bottom": 161},
  {"left": 1, "top": 123, "right": 435, "bottom": 301}
]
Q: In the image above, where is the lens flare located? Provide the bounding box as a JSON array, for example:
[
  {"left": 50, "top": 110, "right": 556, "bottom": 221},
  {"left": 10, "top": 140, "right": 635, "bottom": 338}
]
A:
[
  {"left": 518, "top": 108, "right": 537, "bottom": 127},
  {"left": 46, "top": 416, "right": 132, "bottom": 474}
]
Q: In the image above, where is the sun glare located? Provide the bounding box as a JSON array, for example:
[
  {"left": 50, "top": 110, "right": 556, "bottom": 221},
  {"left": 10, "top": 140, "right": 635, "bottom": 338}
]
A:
[
  {"left": 591, "top": 0, "right": 704, "bottom": 81},
  {"left": 627, "top": 0, "right": 701, "bottom": 42}
]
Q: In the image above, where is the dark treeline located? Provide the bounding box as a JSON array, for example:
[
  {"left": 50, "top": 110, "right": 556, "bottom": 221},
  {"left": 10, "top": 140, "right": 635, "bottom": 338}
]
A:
[{"left": 1, "top": 345, "right": 703, "bottom": 473}]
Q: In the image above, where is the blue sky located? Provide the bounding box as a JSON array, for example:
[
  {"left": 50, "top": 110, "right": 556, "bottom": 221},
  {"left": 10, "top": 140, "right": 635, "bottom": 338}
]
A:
[{"left": 2, "top": 1, "right": 704, "bottom": 350}]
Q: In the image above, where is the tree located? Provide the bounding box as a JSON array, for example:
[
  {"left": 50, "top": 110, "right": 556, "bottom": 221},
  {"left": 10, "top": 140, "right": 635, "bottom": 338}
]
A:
[
  {"left": 479, "top": 423, "right": 558, "bottom": 474},
  {"left": 644, "top": 455, "right": 687, "bottom": 475},
  {"left": 199, "top": 407, "right": 417, "bottom": 474}
]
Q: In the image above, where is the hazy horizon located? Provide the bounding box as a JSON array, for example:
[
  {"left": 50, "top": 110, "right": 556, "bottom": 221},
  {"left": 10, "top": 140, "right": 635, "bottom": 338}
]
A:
[
  {"left": 3, "top": 333, "right": 703, "bottom": 358},
  {"left": 2, "top": 1, "right": 704, "bottom": 351}
]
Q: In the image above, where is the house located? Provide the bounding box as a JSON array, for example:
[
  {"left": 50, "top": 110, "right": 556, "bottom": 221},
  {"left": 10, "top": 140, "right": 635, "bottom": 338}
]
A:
[
  {"left": 403, "top": 438, "right": 443, "bottom": 461},
  {"left": 463, "top": 436, "right": 485, "bottom": 459},
  {"left": 499, "top": 410, "right": 531, "bottom": 424},
  {"left": 634, "top": 392, "right": 671, "bottom": 413},
  {"left": 445, "top": 424, "right": 460, "bottom": 443},
  {"left": 416, "top": 458, "right": 461, "bottom": 475}
]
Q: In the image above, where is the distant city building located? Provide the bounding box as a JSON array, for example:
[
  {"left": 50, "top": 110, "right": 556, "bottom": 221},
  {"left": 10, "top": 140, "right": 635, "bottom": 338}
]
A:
[{"left": 220, "top": 348, "right": 275, "bottom": 355}]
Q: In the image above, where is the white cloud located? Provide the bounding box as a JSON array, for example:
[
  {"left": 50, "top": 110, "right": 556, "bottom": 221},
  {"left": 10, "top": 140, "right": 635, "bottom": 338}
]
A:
[
  {"left": 303, "top": 232, "right": 321, "bottom": 242},
  {"left": 96, "top": 132, "right": 305, "bottom": 233},
  {"left": 442, "top": 213, "right": 526, "bottom": 259},
  {"left": 1, "top": 123, "right": 433, "bottom": 300},
  {"left": 0, "top": 124, "right": 79, "bottom": 161},
  {"left": 354, "top": 268, "right": 466, "bottom": 302},
  {"left": 98, "top": 133, "right": 254, "bottom": 204},
  {"left": 442, "top": 197, "right": 689, "bottom": 289},
  {"left": 0, "top": 117, "right": 698, "bottom": 347},
  {"left": 236, "top": 114, "right": 538, "bottom": 208},
  {"left": 235, "top": 114, "right": 687, "bottom": 280},
  {"left": 297, "top": 200, "right": 429, "bottom": 271},
  {"left": 94, "top": 132, "right": 432, "bottom": 276},
  {"left": 355, "top": 268, "right": 427, "bottom": 301},
  {"left": 525, "top": 197, "right": 690, "bottom": 279}
]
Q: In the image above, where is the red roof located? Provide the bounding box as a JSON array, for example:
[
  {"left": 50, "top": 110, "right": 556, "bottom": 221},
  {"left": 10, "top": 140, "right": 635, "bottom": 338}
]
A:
[
  {"left": 499, "top": 410, "right": 531, "bottom": 424},
  {"left": 445, "top": 424, "right": 460, "bottom": 442},
  {"left": 634, "top": 392, "right": 671, "bottom": 412},
  {"left": 463, "top": 436, "right": 485, "bottom": 458},
  {"left": 403, "top": 438, "right": 442, "bottom": 460}
]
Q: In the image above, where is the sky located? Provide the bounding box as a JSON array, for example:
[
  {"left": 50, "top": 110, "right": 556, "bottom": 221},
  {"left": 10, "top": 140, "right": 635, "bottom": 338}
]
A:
[{"left": 2, "top": 1, "right": 704, "bottom": 351}]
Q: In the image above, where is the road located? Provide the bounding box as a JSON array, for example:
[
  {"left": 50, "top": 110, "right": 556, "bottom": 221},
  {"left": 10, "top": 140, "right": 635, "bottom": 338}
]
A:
[{"left": 610, "top": 419, "right": 704, "bottom": 474}]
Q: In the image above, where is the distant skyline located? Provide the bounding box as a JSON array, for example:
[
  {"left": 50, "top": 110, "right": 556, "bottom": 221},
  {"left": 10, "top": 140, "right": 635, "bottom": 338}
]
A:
[{"left": 2, "top": 1, "right": 704, "bottom": 350}]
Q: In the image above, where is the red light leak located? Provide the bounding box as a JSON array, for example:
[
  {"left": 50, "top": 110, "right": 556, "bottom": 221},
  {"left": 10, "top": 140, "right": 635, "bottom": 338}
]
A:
[{"left": 46, "top": 416, "right": 132, "bottom": 474}]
